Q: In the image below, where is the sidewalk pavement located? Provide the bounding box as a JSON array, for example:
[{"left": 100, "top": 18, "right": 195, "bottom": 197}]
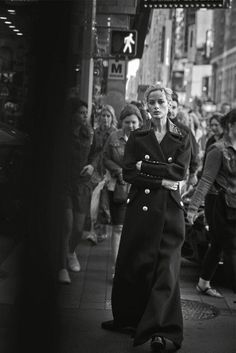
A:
[{"left": 0, "top": 233, "right": 236, "bottom": 353}]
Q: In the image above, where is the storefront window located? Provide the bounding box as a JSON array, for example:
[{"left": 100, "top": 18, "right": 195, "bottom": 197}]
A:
[{"left": 0, "top": 2, "right": 31, "bottom": 129}]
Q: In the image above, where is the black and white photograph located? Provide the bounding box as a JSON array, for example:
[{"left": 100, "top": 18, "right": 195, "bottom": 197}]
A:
[{"left": 0, "top": 1, "right": 235, "bottom": 353}]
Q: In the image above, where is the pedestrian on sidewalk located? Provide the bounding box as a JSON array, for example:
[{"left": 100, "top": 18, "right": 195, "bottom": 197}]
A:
[
  {"left": 202, "top": 113, "right": 223, "bottom": 167},
  {"left": 102, "top": 84, "right": 191, "bottom": 352},
  {"left": 85, "top": 104, "right": 117, "bottom": 245},
  {"left": 187, "top": 109, "right": 236, "bottom": 296},
  {"left": 103, "top": 104, "right": 143, "bottom": 277},
  {"left": 170, "top": 91, "right": 199, "bottom": 193},
  {"left": 58, "top": 98, "right": 93, "bottom": 284}
]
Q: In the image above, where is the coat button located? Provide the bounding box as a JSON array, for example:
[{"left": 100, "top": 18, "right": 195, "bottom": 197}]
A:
[
  {"left": 168, "top": 157, "right": 173, "bottom": 163},
  {"left": 142, "top": 206, "right": 148, "bottom": 211},
  {"left": 180, "top": 201, "right": 184, "bottom": 207},
  {"left": 145, "top": 189, "right": 150, "bottom": 194},
  {"left": 127, "top": 198, "right": 130, "bottom": 204},
  {"left": 144, "top": 154, "right": 150, "bottom": 160}
]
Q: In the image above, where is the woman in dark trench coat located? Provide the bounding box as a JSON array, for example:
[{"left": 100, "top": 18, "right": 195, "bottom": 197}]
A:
[{"left": 102, "top": 83, "right": 191, "bottom": 352}]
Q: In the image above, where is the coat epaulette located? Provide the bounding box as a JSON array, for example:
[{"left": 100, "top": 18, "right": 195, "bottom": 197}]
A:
[{"left": 168, "top": 119, "right": 183, "bottom": 137}]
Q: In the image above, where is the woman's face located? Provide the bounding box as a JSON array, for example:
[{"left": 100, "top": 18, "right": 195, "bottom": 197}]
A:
[
  {"left": 147, "top": 90, "right": 169, "bottom": 121},
  {"left": 100, "top": 109, "right": 112, "bottom": 129},
  {"left": 210, "top": 118, "right": 223, "bottom": 137},
  {"left": 121, "top": 114, "right": 140, "bottom": 135}
]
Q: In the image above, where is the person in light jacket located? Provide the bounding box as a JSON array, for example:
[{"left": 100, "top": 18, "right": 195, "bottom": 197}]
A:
[{"left": 187, "top": 109, "right": 236, "bottom": 296}]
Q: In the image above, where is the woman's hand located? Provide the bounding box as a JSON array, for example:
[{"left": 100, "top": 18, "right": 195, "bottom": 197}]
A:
[
  {"left": 80, "top": 164, "right": 94, "bottom": 176},
  {"left": 136, "top": 161, "right": 142, "bottom": 170},
  {"left": 187, "top": 173, "right": 198, "bottom": 188},
  {"left": 187, "top": 209, "right": 198, "bottom": 225},
  {"left": 162, "top": 179, "right": 179, "bottom": 191}
]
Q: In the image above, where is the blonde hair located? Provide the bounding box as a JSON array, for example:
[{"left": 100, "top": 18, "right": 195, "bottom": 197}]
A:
[
  {"left": 100, "top": 104, "right": 117, "bottom": 127},
  {"left": 144, "top": 83, "right": 173, "bottom": 103},
  {"left": 144, "top": 83, "right": 173, "bottom": 117}
]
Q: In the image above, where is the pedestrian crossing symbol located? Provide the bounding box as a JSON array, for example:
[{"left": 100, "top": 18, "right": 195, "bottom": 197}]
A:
[
  {"left": 110, "top": 30, "right": 137, "bottom": 58},
  {"left": 123, "top": 33, "right": 135, "bottom": 54}
]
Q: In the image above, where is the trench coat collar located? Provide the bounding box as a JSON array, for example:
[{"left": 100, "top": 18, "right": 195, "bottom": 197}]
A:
[
  {"left": 149, "top": 118, "right": 183, "bottom": 137},
  {"left": 167, "top": 118, "right": 183, "bottom": 137},
  {"left": 147, "top": 119, "right": 184, "bottom": 163},
  {"left": 149, "top": 118, "right": 183, "bottom": 145}
]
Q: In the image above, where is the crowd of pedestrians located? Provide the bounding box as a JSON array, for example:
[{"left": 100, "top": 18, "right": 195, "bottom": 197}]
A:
[{"left": 57, "top": 86, "right": 235, "bottom": 351}]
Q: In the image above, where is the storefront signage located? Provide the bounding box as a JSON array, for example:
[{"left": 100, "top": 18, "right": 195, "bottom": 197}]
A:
[{"left": 141, "top": 0, "right": 231, "bottom": 8}]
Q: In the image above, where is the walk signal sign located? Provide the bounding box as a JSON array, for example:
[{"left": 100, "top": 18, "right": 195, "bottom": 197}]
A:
[
  {"left": 110, "top": 30, "right": 138, "bottom": 58},
  {"left": 141, "top": 0, "right": 231, "bottom": 8}
]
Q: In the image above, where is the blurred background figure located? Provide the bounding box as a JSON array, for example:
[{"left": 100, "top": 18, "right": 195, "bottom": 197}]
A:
[
  {"left": 85, "top": 104, "right": 117, "bottom": 245},
  {"left": 202, "top": 113, "right": 223, "bottom": 165},
  {"left": 187, "top": 109, "right": 236, "bottom": 296},
  {"left": 220, "top": 102, "right": 231, "bottom": 115},
  {"left": 130, "top": 100, "right": 152, "bottom": 129},
  {"left": 58, "top": 99, "right": 93, "bottom": 284},
  {"left": 103, "top": 104, "right": 143, "bottom": 277},
  {"left": 171, "top": 91, "right": 199, "bottom": 194}
]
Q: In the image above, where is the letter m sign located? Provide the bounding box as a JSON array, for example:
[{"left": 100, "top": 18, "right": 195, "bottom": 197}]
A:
[{"left": 108, "top": 60, "right": 125, "bottom": 80}]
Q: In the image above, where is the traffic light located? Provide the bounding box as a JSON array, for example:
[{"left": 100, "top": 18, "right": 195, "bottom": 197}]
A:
[{"left": 110, "top": 30, "right": 138, "bottom": 58}]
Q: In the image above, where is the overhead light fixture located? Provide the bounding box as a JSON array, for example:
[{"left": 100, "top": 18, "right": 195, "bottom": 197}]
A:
[
  {"left": 13, "top": 29, "right": 19, "bottom": 32},
  {"left": 16, "top": 33, "right": 23, "bottom": 36},
  {"left": 9, "top": 25, "right": 15, "bottom": 28},
  {"left": 5, "top": 21, "right": 12, "bottom": 24},
  {"left": 8, "top": 10, "right": 16, "bottom": 14},
  {"left": 0, "top": 17, "right": 7, "bottom": 20}
]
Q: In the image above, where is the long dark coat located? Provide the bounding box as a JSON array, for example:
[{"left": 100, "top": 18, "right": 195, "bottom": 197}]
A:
[{"left": 111, "top": 119, "right": 191, "bottom": 347}]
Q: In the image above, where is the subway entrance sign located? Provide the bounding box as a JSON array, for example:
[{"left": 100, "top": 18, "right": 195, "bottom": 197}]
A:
[
  {"left": 141, "top": 0, "right": 231, "bottom": 8},
  {"left": 108, "top": 60, "right": 125, "bottom": 80},
  {"left": 110, "top": 30, "right": 138, "bottom": 58}
]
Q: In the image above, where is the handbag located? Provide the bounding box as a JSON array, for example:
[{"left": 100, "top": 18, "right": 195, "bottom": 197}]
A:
[{"left": 113, "top": 182, "right": 129, "bottom": 204}]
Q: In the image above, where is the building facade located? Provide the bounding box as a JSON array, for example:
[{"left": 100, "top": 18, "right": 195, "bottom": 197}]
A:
[
  {"left": 172, "top": 8, "right": 214, "bottom": 106},
  {"left": 127, "top": 9, "right": 173, "bottom": 102},
  {"left": 127, "top": 7, "right": 215, "bottom": 106},
  {"left": 211, "top": 2, "right": 236, "bottom": 108}
]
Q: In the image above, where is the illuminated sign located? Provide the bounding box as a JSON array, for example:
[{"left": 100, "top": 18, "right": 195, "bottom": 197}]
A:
[
  {"left": 110, "top": 30, "right": 138, "bottom": 58},
  {"left": 141, "top": 0, "right": 231, "bottom": 8}
]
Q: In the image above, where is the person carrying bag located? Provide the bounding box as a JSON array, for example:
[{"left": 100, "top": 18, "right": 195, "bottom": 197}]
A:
[{"left": 103, "top": 104, "right": 143, "bottom": 276}]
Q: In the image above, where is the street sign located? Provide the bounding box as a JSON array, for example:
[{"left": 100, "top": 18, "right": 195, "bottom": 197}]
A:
[
  {"left": 110, "top": 30, "right": 138, "bottom": 58},
  {"left": 108, "top": 60, "right": 125, "bottom": 80},
  {"left": 141, "top": 0, "right": 231, "bottom": 8}
]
